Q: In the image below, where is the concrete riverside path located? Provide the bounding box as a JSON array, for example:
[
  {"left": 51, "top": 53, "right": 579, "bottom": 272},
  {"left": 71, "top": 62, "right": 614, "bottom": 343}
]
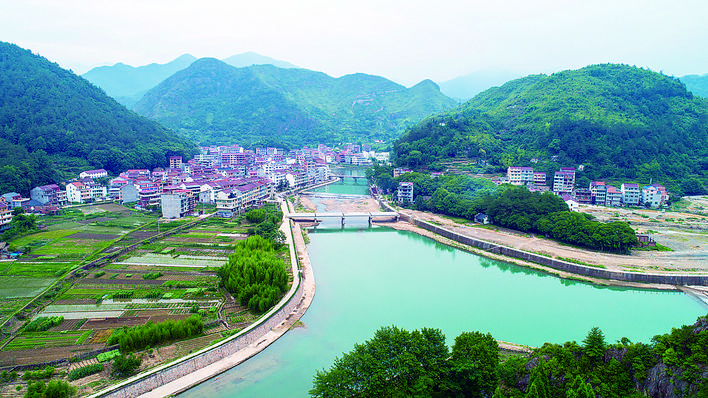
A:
[{"left": 90, "top": 200, "right": 316, "bottom": 398}]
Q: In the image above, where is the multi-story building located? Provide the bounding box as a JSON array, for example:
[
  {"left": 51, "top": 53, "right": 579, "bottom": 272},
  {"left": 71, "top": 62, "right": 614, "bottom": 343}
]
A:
[
  {"left": 79, "top": 169, "right": 108, "bottom": 179},
  {"left": 642, "top": 185, "right": 663, "bottom": 208},
  {"left": 606, "top": 185, "right": 623, "bottom": 207},
  {"left": 574, "top": 188, "right": 593, "bottom": 204},
  {"left": 0, "top": 198, "right": 12, "bottom": 231},
  {"left": 30, "top": 184, "right": 67, "bottom": 207},
  {"left": 589, "top": 181, "right": 607, "bottom": 205},
  {"left": 161, "top": 190, "right": 195, "bottom": 219},
  {"left": 66, "top": 180, "right": 107, "bottom": 204},
  {"left": 533, "top": 172, "right": 546, "bottom": 186},
  {"left": 169, "top": 156, "right": 183, "bottom": 169},
  {"left": 215, "top": 189, "right": 243, "bottom": 218},
  {"left": 397, "top": 182, "right": 414, "bottom": 203},
  {"left": 621, "top": 183, "right": 641, "bottom": 206},
  {"left": 507, "top": 166, "right": 534, "bottom": 185},
  {"left": 553, "top": 168, "right": 575, "bottom": 193}
]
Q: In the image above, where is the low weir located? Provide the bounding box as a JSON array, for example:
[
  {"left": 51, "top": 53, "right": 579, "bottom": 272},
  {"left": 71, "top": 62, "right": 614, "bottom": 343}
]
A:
[{"left": 287, "top": 211, "right": 398, "bottom": 226}]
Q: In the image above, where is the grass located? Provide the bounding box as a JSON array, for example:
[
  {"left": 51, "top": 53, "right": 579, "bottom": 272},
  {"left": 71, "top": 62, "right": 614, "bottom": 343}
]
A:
[
  {"left": 0, "top": 262, "right": 74, "bottom": 278},
  {"left": 634, "top": 243, "right": 673, "bottom": 252},
  {"left": 5, "top": 331, "right": 88, "bottom": 350},
  {"left": 0, "top": 276, "right": 56, "bottom": 299}
]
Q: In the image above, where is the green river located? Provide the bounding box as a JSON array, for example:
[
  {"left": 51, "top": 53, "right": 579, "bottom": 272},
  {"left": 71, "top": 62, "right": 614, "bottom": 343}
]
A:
[{"left": 180, "top": 168, "right": 707, "bottom": 397}]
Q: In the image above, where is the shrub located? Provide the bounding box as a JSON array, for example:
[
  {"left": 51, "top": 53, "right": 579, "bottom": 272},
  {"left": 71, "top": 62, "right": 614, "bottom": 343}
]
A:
[
  {"left": 111, "top": 354, "right": 142, "bottom": 378},
  {"left": 68, "top": 363, "right": 103, "bottom": 381}
]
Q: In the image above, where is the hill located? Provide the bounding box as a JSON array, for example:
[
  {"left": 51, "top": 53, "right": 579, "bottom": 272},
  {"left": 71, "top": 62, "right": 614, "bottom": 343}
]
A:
[
  {"left": 82, "top": 52, "right": 298, "bottom": 107},
  {"left": 82, "top": 54, "right": 198, "bottom": 107},
  {"left": 133, "top": 58, "right": 458, "bottom": 146},
  {"left": 438, "top": 69, "right": 524, "bottom": 101},
  {"left": 680, "top": 73, "right": 708, "bottom": 98},
  {"left": 0, "top": 41, "right": 197, "bottom": 195},
  {"left": 393, "top": 64, "right": 708, "bottom": 188},
  {"left": 221, "top": 51, "right": 298, "bottom": 69}
]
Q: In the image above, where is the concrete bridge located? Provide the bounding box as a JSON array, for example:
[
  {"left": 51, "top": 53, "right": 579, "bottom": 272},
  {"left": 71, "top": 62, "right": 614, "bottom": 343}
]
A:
[
  {"left": 330, "top": 174, "right": 365, "bottom": 182},
  {"left": 287, "top": 211, "right": 398, "bottom": 226},
  {"left": 298, "top": 192, "right": 369, "bottom": 199}
]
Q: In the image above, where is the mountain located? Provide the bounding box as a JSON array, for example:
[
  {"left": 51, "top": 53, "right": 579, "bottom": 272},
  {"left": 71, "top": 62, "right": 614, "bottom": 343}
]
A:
[
  {"left": 221, "top": 51, "right": 298, "bottom": 69},
  {"left": 438, "top": 69, "right": 524, "bottom": 101},
  {"left": 680, "top": 73, "right": 708, "bottom": 98},
  {"left": 133, "top": 58, "right": 458, "bottom": 146},
  {"left": 393, "top": 64, "right": 708, "bottom": 188},
  {"left": 82, "top": 54, "right": 198, "bottom": 107},
  {"left": 82, "top": 52, "right": 297, "bottom": 107},
  {"left": 0, "top": 41, "right": 197, "bottom": 195}
]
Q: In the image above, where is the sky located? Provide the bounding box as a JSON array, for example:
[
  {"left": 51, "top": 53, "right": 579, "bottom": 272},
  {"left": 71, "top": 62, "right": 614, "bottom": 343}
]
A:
[{"left": 2, "top": 0, "right": 708, "bottom": 86}]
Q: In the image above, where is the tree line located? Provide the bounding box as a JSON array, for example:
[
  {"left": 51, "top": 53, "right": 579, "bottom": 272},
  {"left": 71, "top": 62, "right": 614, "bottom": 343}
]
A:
[
  {"left": 312, "top": 315, "right": 708, "bottom": 397},
  {"left": 369, "top": 166, "right": 639, "bottom": 254},
  {"left": 106, "top": 314, "right": 204, "bottom": 353}
]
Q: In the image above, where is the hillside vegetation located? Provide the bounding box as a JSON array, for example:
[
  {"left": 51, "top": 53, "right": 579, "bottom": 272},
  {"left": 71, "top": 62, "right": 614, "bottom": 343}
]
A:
[
  {"left": 0, "top": 41, "right": 197, "bottom": 195},
  {"left": 394, "top": 64, "right": 708, "bottom": 190},
  {"left": 133, "top": 58, "right": 458, "bottom": 146}
]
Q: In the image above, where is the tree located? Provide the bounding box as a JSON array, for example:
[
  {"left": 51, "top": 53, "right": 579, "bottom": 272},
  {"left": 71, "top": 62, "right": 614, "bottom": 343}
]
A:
[
  {"left": 583, "top": 326, "right": 607, "bottom": 362},
  {"left": 310, "top": 326, "right": 449, "bottom": 397},
  {"left": 681, "top": 178, "right": 706, "bottom": 196},
  {"left": 111, "top": 354, "right": 142, "bottom": 378},
  {"left": 448, "top": 331, "right": 500, "bottom": 397}
]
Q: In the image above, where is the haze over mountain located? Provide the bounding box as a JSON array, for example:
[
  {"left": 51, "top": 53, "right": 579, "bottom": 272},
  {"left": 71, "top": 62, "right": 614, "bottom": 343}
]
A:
[
  {"left": 679, "top": 74, "right": 708, "bottom": 98},
  {"left": 437, "top": 69, "right": 525, "bottom": 101},
  {"left": 0, "top": 41, "right": 197, "bottom": 195},
  {"left": 82, "top": 52, "right": 298, "bottom": 107},
  {"left": 394, "top": 64, "right": 708, "bottom": 190},
  {"left": 133, "top": 58, "right": 457, "bottom": 146}
]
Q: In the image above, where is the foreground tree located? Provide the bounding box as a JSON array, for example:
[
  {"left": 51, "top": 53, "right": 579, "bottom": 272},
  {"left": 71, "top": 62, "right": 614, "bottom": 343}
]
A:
[
  {"left": 310, "top": 326, "right": 449, "bottom": 397},
  {"left": 448, "top": 331, "right": 500, "bottom": 397}
]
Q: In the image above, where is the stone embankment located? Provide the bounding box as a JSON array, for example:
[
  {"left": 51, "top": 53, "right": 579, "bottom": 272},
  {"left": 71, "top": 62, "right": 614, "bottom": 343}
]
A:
[{"left": 377, "top": 198, "right": 708, "bottom": 287}]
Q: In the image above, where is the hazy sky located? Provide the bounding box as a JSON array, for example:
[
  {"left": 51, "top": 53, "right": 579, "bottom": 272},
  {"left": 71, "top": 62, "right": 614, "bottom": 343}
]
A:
[{"left": 2, "top": 0, "right": 707, "bottom": 86}]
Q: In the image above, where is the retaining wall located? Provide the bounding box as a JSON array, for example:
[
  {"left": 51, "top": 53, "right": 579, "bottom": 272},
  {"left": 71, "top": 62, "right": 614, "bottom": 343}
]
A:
[
  {"left": 414, "top": 219, "right": 708, "bottom": 286},
  {"left": 96, "top": 278, "right": 305, "bottom": 397}
]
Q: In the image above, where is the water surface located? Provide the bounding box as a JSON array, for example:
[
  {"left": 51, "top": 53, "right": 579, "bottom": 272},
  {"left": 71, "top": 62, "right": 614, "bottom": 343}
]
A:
[{"left": 181, "top": 225, "right": 706, "bottom": 398}]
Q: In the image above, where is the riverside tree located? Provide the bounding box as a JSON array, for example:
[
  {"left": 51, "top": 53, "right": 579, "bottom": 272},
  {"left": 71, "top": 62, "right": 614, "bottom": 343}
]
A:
[{"left": 218, "top": 235, "right": 288, "bottom": 312}]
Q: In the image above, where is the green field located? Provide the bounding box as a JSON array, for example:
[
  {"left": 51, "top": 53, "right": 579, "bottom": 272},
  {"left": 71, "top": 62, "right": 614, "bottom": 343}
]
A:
[
  {"left": 5, "top": 331, "right": 90, "bottom": 350},
  {"left": 0, "top": 276, "right": 56, "bottom": 299},
  {"left": 0, "top": 262, "right": 74, "bottom": 278}
]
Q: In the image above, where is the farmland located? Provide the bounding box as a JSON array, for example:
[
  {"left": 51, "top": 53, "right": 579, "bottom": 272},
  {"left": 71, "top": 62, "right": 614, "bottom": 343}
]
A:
[{"left": 0, "top": 202, "right": 292, "bottom": 396}]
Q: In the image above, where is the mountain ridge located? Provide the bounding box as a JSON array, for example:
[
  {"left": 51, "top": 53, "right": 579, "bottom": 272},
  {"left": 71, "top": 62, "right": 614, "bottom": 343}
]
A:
[
  {"left": 134, "top": 58, "right": 458, "bottom": 146},
  {"left": 0, "top": 41, "right": 197, "bottom": 195},
  {"left": 393, "top": 64, "right": 708, "bottom": 189}
]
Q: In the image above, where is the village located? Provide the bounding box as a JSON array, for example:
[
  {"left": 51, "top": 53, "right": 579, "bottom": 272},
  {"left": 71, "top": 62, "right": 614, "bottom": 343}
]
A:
[{"left": 0, "top": 143, "right": 389, "bottom": 232}]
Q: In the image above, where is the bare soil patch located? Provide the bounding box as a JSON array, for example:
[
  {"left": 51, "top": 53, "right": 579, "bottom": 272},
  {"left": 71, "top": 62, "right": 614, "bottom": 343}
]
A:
[
  {"left": 396, "top": 206, "right": 708, "bottom": 274},
  {"left": 81, "top": 316, "right": 150, "bottom": 330},
  {"left": 0, "top": 344, "right": 105, "bottom": 366},
  {"left": 50, "top": 318, "right": 84, "bottom": 332}
]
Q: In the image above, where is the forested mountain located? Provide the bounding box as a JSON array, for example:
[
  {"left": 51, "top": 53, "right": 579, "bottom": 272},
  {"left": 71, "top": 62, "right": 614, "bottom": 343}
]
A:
[
  {"left": 394, "top": 64, "right": 708, "bottom": 188},
  {"left": 133, "top": 58, "right": 457, "bottom": 146},
  {"left": 82, "top": 52, "right": 299, "bottom": 107},
  {"left": 0, "top": 41, "right": 197, "bottom": 195},
  {"left": 82, "top": 54, "right": 198, "bottom": 107},
  {"left": 680, "top": 73, "right": 708, "bottom": 98}
]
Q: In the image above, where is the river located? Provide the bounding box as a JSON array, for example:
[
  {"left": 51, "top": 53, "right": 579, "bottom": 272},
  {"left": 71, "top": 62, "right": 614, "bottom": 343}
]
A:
[{"left": 180, "top": 168, "right": 707, "bottom": 398}]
